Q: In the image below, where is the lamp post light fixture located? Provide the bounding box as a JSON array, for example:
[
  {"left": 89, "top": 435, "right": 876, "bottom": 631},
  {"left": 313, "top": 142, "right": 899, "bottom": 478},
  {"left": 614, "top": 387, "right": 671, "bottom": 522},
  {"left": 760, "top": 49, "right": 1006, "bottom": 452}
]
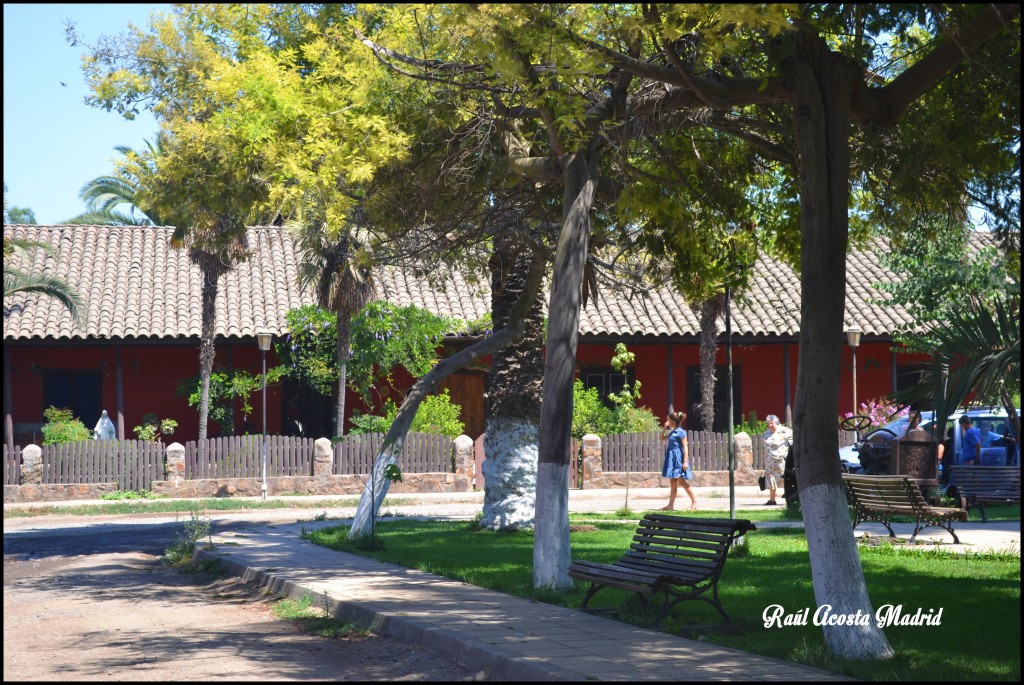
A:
[
  {"left": 256, "top": 331, "right": 272, "bottom": 500},
  {"left": 846, "top": 324, "right": 862, "bottom": 415}
]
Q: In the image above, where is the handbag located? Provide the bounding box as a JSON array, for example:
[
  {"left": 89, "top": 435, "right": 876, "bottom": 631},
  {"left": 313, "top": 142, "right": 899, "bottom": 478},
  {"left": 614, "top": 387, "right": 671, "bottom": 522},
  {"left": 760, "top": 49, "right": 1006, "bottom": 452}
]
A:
[{"left": 758, "top": 474, "right": 767, "bottom": 491}]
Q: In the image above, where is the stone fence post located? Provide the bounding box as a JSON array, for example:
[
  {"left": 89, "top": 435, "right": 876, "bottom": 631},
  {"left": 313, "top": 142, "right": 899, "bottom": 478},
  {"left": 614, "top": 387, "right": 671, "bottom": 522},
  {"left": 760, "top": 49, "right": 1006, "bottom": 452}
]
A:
[
  {"left": 453, "top": 435, "right": 473, "bottom": 479},
  {"left": 313, "top": 438, "right": 334, "bottom": 477},
  {"left": 580, "top": 434, "right": 607, "bottom": 489},
  {"left": 20, "top": 444, "right": 42, "bottom": 485},
  {"left": 165, "top": 442, "right": 185, "bottom": 485},
  {"left": 733, "top": 432, "right": 756, "bottom": 481}
]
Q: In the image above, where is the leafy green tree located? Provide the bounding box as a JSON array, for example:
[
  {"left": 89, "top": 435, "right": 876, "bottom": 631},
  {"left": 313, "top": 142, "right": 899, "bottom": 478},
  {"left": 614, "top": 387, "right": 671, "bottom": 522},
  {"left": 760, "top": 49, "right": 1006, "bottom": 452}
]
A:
[
  {"left": 874, "top": 217, "right": 1013, "bottom": 346},
  {"left": 178, "top": 366, "right": 288, "bottom": 436},
  {"left": 351, "top": 5, "right": 1019, "bottom": 657},
  {"left": 3, "top": 183, "right": 37, "bottom": 223},
  {"left": 348, "top": 301, "right": 460, "bottom": 401},
  {"left": 278, "top": 305, "right": 340, "bottom": 397}
]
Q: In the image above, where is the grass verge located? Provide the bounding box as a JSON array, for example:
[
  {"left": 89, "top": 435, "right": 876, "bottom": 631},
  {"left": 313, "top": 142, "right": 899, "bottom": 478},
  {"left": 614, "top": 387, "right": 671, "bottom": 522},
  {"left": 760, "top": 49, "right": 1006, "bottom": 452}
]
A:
[
  {"left": 3, "top": 496, "right": 387, "bottom": 518},
  {"left": 307, "top": 518, "right": 1020, "bottom": 681},
  {"left": 271, "top": 590, "right": 370, "bottom": 639}
]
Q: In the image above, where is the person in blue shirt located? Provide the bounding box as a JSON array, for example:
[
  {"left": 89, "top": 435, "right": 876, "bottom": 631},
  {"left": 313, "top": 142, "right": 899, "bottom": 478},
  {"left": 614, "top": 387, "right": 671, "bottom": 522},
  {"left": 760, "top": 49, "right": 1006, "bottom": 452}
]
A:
[
  {"left": 959, "top": 416, "right": 982, "bottom": 465},
  {"left": 659, "top": 411, "right": 698, "bottom": 511}
]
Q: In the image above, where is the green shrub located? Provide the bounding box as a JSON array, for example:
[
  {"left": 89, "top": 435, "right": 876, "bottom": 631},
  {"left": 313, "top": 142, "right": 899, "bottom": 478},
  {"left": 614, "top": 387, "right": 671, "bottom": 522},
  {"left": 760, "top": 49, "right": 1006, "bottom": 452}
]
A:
[
  {"left": 350, "top": 390, "right": 465, "bottom": 437},
  {"left": 40, "top": 406, "right": 92, "bottom": 445},
  {"left": 133, "top": 413, "right": 178, "bottom": 442},
  {"left": 571, "top": 380, "right": 615, "bottom": 439},
  {"left": 737, "top": 411, "right": 768, "bottom": 437}
]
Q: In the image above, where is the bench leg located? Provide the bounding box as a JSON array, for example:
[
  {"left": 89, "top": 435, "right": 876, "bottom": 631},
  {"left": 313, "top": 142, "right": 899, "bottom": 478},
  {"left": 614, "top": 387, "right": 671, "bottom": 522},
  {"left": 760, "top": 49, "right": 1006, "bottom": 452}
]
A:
[
  {"left": 578, "top": 583, "right": 605, "bottom": 611},
  {"left": 853, "top": 515, "right": 895, "bottom": 538},
  {"left": 651, "top": 584, "right": 733, "bottom": 629},
  {"left": 911, "top": 519, "right": 961, "bottom": 545}
]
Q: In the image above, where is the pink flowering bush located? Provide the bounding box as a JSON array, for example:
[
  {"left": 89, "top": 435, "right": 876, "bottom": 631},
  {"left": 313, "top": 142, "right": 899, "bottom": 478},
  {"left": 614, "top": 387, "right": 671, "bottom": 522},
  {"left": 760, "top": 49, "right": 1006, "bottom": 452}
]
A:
[{"left": 839, "top": 398, "right": 909, "bottom": 428}]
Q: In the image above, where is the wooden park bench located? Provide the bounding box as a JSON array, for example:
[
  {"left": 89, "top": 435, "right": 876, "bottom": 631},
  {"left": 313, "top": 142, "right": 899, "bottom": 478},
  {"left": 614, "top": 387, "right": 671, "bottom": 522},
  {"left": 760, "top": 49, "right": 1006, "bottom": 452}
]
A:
[
  {"left": 568, "top": 514, "right": 755, "bottom": 630},
  {"left": 947, "top": 466, "right": 1022, "bottom": 522},
  {"left": 842, "top": 473, "right": 967, "bottom": 544}
]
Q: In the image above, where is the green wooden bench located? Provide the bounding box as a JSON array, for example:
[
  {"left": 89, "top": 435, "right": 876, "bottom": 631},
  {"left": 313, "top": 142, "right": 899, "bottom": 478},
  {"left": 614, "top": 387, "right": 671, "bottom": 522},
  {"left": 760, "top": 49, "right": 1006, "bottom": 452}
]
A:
[
  {"left": 568, "top": 514, "right": 755, "bottom": 630},
  {"left": 947, "top": 466, "right": 1021, "bottom": 522},
  {"left": 842, "top": 473, "right": 967, "bottom": 544}
]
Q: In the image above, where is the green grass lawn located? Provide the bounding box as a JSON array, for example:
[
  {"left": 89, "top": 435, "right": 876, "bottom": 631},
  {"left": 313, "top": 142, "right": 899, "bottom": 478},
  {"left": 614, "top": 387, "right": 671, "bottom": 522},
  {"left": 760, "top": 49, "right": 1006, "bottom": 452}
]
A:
[{"left": 308, "top": 517, "right": 1021, "bottom": 681}]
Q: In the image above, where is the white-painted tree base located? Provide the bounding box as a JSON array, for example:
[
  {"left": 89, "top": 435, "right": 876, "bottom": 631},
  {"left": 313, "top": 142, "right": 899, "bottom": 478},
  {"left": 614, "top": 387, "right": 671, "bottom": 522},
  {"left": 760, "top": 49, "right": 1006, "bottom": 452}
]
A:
[
  {"left": 480, "top": 419, "right": 538, "bottom": 530},
  {"left": 533, "top": 460, "right": 572, "bottom": 591},
  {"left": 800, "top": 482, "right": 895, "bottom": 659}
]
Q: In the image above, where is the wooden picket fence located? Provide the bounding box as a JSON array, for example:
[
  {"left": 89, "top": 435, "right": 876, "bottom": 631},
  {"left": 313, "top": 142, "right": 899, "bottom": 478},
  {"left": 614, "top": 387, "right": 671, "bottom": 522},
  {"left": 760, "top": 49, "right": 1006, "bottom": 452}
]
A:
[
  {"left": 184, "top": 435, "right": 315, "bottom": 480},
  {"left": 4, "top": 444, "right": 22, "bottom": 486},
  {"left": 603, "top": 429, "right": 863, "bottom": 473},
  {"left": 38, "top": 440, "right": 165, "bottom": 491},
  {"left": 333, "top": 432, "right": 455, "bottom": 474}
]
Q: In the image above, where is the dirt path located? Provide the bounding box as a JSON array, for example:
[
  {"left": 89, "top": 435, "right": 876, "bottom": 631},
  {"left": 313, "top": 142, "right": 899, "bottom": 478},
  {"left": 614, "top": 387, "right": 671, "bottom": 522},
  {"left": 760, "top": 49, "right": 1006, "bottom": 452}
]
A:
[{"left": 3, "top": 551, "right": 488, "bottom": 681}]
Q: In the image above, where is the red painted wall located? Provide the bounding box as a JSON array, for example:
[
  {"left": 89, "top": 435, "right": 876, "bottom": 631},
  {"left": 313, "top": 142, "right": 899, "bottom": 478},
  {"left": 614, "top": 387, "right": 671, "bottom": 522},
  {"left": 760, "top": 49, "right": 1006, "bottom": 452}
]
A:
[
  {"left": 5, "top": 344, "right": 286, "bottom": 444},
  {"left": 6, "top": 339, "right": 931, "bottom": 446},
  {"left": 576, "top": 341, "right": 930, "bottom": 426}
]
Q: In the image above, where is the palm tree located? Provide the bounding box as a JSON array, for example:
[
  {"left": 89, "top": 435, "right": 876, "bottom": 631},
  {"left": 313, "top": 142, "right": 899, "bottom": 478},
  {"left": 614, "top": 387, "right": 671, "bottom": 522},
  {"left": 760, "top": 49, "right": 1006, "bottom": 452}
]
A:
[
  {"left": 289, "top": 194, "right": 374, "bottom": 439},
  {"left": 63, "top": 140, "right": 166, "bottom": 226},
  {"left": 479, "top": 230, "right": 546, "bottom": 530},
  {"left": 3, "top": 236, "right": 86, "bottom": 327},
  {"left": 689, "top": 294, "right": 726, "bottom": 431}
]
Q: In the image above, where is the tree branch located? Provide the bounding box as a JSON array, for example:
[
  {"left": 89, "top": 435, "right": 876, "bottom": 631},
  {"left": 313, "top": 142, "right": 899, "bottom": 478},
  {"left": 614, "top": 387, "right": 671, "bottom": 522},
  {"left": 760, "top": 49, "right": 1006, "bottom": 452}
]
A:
[{"left": 852, "top": 3, "right": 1021, "bottom": 130}]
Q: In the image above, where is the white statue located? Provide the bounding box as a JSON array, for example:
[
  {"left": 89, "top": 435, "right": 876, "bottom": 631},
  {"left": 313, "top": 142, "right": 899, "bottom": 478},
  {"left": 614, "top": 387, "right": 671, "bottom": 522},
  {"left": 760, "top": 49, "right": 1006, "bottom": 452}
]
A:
[{"left": 93, "top": 409, "right": 117, "bottom": 440}]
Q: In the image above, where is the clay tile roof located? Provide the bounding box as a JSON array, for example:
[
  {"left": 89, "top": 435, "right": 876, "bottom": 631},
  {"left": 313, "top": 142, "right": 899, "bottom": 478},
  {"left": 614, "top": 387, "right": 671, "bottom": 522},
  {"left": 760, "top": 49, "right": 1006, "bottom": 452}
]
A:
[{"left": 3, "top": 224, "right": 1000, "bottom": 342}]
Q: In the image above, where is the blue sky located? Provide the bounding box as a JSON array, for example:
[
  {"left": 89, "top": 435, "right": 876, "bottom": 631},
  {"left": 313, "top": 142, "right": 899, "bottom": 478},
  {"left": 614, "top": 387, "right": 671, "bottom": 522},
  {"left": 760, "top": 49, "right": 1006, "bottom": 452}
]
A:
[{"left": 3, "top": 4, "right": 170, "bottom": 224}]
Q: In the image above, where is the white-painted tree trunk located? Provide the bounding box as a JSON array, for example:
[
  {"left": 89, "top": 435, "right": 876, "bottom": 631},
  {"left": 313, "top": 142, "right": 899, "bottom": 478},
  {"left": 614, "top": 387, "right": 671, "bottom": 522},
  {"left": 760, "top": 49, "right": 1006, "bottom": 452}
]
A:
[
  {"left": 800, "top": 482, "right": 895, "bottom": 658},
  {"left": 480, "top": 418, "right": 538, "bottom": 530},
  {"left": 533, "top": 460, "right": 572, "bottom": 590},
  {"left": 347, "top": 249, "right": 550, "bottom": 541}
]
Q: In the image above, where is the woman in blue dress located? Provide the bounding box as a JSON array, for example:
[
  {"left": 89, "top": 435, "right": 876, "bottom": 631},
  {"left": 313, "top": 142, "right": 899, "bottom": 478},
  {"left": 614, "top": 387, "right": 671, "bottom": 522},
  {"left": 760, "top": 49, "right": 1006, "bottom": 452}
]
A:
[{"left": 660, "top": 411, "right": 698, "bottom": 511}]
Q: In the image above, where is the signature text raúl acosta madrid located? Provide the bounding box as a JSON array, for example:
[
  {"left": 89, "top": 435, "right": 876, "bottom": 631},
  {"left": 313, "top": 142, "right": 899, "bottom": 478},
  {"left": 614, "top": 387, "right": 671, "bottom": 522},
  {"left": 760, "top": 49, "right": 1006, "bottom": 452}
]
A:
[{"left": 763, "top": 604, "right": 943, "bottom": 629}]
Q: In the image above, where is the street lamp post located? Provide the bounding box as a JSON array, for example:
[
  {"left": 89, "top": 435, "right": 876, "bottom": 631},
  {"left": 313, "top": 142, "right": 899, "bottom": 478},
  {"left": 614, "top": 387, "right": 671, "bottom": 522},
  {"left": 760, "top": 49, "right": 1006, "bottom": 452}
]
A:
[
  {"left": 846, "top": 324, "right": 862, "bottom": 415},
  {"left": 256, "top": 331, "right": 272, "bottom": 500}
]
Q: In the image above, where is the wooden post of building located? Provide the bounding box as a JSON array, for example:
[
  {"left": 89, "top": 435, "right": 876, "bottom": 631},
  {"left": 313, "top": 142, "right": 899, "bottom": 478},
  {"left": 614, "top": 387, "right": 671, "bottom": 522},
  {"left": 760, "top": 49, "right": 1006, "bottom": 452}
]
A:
[
  {"left": 4, "top": 348, "right": 13, "bottom": 451},
  {"left": 783, "top": 343, "right": 792, "bottom": 426},
  {"left": 115, "top": 346, "right": 125, "bottom": 440}
]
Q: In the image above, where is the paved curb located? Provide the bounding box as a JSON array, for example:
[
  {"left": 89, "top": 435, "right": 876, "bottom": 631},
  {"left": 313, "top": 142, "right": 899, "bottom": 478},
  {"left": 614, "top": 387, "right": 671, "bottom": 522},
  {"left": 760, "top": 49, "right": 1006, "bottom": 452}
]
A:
[{"left": 197, "top": 547, "right": 586, "bottom": 681}]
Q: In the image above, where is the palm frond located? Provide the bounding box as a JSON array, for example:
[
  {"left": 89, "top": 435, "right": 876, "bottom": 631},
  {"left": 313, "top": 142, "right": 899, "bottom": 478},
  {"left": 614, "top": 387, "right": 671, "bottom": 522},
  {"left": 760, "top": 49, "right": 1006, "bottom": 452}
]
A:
[
  {"left": 62, "top": 209, "right": 153, "bottom": 226},
  {"left": 4, "top": 237, "right": 57, "bottom": 259},
  {"left": 893, "top": 296, "right": 1020, "bottom": 412},
  {"left": 3, "top": 268, "right": 87, "bottom": 327}
]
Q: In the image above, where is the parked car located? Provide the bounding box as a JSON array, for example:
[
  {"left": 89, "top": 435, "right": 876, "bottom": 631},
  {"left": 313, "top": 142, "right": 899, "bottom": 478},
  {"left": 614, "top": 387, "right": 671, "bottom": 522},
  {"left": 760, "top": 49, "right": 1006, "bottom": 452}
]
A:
[{"left": 839, "top": 407, "right": 1020, "bottom": 474}]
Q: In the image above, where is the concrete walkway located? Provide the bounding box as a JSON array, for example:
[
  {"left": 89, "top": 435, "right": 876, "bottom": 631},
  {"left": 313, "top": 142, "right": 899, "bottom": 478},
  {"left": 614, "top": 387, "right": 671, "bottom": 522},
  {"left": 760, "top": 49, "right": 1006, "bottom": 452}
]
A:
[{"left": 196, "top": 517, "right": 844, "bottom": 682}]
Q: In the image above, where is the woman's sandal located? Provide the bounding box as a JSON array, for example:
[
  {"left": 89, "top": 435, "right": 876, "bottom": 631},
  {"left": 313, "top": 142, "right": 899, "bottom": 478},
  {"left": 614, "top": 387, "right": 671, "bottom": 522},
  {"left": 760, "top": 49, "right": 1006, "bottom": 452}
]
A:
[{"left": 763, "top": 500, "right": 777, "bottom": 505}]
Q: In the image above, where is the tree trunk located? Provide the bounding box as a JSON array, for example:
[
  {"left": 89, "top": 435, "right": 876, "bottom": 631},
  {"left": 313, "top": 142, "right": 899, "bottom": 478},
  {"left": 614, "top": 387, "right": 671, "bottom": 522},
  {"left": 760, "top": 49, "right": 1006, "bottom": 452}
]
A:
[
  {"left": 336, "top": 308, "right": 349, "bottom": 439},
  {"left": 692, "top": 297, "right": 722, "bottom": 430},
  {"left": 481, "top": 234, "right": 546, "bottom": 530},
  {"left": 789, "top": 39, "right": 894, "bottom": 659},
  {"left": 534, "top": 144, "right": 599, "bottom": 591},
  {"left": 348, "top": 247, "right": 549, "bottom": 539},
  {"left": 196, "top": 261, "right": 221, "bottom": 442}
]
